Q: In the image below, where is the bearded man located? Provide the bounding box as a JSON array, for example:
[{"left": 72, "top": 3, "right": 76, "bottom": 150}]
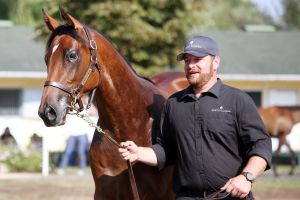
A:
[{"left": 119, "top": 35, "right": 272, "bottom": 200}]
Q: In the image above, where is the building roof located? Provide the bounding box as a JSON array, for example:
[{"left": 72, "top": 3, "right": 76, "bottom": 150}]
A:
[
  {"left": 204, "top": 30, "right": 300, "bottom": 75},
  {"left": 0, "top": 26, "right": 300, "bottom": 78},
  {"left": 0, "top": 26, "right": 45, "bottom": 72}
]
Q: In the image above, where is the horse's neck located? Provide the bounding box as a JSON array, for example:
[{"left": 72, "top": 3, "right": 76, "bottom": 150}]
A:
[
  {"left": 97, "top": 37, "right": 148, "bottom": 103},
  {"left": 95, "top": 76, "right": 159, "bottom": 145},
  {"left": 94, "top": 35, "right": 163, "bottom": 144}
]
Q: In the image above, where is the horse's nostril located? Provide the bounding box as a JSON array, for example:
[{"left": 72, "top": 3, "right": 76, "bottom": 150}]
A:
[{"left": 45, "top": 105, "right": 57, "bottom": 121}]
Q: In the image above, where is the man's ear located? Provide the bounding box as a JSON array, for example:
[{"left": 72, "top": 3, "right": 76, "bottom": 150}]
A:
[
  {"left": 213, "top": 56, "right": 220, "bottom": 70},
  {"left": 42, "top": 9, "right": 60, "bottom": 31}
]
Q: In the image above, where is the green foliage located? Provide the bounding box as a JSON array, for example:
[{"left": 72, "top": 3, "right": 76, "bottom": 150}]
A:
[
  {"left": 38, "top": 0, "right": 200, "bottom": 72},
  {"left": 283, "top": 0, "right": 300, "bottom": 29},
  {"left": 0, "top": 146, "right": 42, "bottom": 172},
  {"left": 0, "top": 0, "right": 11, "bottom": 19},
  {"left": 0, "top": 0, "right": 45, "bottom": 26},
  {"left": 195, "top": 0, "right": 271, "bottom": 30}
]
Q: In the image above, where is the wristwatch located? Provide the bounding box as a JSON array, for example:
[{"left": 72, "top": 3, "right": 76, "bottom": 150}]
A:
[{"left": 241, "top": 171, "right": 255, "bottom": 183}]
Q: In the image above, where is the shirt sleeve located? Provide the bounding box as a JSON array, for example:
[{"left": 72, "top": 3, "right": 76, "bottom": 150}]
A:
[
  {"left": 151, "top": 100, "right": 176, "bottom": 170},
  {"left": 238, "top": 93, "right": 272, "bottom": 170}
]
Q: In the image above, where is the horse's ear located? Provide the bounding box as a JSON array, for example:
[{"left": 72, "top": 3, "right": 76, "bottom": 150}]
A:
[
  {"left": 42, "top": 9, "right": 60, "bottom": 31},
  {"left": 59, "top": 7, "right": 83, "bottom": 30}
]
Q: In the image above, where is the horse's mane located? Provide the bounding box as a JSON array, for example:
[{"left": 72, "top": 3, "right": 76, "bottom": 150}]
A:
[
  {"left": 101, "top": 33, "right": 156, "bottom": 85},
  {"left": 46, "top": 25, "right": 155, "bottom": 85}
]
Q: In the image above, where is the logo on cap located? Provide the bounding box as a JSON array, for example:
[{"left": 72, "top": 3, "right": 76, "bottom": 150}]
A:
[{"left": 187, "top": 40, "right": 202, "bottom": 49}]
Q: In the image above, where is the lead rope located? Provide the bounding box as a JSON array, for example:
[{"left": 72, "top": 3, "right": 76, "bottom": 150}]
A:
[
  {"left": 202, "top": 190, "right": 230, "bottom": 200},
  {"left": 69, "top": 105, "right": 140, "bottom": 200},
  {"left": 203, "top": 190, "right": 249, "bottom": 200}
]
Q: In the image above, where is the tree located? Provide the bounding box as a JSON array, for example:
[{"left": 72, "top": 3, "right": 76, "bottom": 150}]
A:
[
  {"left": 0, "top": 0, "right": 11, "bottom": 19},
  {"left": 195, "top": 0, "right": 271, "bottom": 30},
  {"left": 38, "top": 0, "right": 202, "bottom": 75},
  {"left": 0, "top": 0, "right": 44, "bottom": 26},
  {"left": 283, "top": 0, "right": 300, "bottom": 29}
]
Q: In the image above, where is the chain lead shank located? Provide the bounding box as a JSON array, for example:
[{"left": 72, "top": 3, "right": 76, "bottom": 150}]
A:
[{"left": 70, "top": 106, "right": 123, "bottom": 148}]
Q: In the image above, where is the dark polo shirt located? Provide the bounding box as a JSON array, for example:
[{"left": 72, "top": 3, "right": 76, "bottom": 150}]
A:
[{"left": 152, "top": 79, "right": 272, "bottom": 195}]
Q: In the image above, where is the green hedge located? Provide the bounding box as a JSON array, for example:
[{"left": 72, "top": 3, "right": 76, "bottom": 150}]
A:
[{"left": 0, "top": 146, "right": 42, "bottom": 172}]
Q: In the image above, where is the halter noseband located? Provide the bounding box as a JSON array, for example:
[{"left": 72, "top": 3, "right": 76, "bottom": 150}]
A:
[{"left": 44, "top": 25, "right": 100, "bottom": 111}]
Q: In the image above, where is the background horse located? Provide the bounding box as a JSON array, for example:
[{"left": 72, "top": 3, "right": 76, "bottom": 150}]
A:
[
  {"left": 38, "top": 8, "right": 178, "bottom": 200},
  {"left": 149, "top": 71, "right": 187, "bottom": 95},
  {"left": 258, "top": 106, "right": 300, "bottom": 175}
]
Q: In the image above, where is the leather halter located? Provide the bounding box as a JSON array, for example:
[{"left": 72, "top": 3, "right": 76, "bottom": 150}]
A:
[{"left": 44, "top": 25, "right": 100, "bottom": 111}]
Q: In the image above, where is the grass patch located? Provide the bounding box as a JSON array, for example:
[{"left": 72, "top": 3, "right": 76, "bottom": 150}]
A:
[{"left": 254, "top": 178, "right": 300, "bottom": 189}]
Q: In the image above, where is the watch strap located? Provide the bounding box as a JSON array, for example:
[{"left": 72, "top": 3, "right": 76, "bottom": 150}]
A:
[{"left": 241, "top": 171, "right": 254, "bottom": 183}]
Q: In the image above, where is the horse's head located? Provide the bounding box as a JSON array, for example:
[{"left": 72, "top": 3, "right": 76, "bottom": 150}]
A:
[{"left": 38, "top": 8, "right": 100, "bottom": 126}]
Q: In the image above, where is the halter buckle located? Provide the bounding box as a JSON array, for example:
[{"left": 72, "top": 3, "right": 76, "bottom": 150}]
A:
[
  {"left": 90, "top": 40, "right": 97, "bottom": 50},
  {"left": 69, "top": 90, "right": 80, "bottom": 110}
]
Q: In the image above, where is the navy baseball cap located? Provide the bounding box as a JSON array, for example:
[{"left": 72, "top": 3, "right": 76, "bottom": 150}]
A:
[{"left": 177, "top": 35, "right": 219, "bottom": 61}]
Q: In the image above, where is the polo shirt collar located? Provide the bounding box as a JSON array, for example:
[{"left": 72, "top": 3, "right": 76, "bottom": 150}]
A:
[
  {"left": 209, "top": 78, "right": 222, "bottom": 97},
  {"left": 180, "top": 78, "right": 222, "bottom": 101}
]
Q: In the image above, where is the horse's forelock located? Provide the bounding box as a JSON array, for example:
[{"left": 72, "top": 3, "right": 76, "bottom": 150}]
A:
[{"left": 46, "top": 25, "right": 87, "bottom": 50}]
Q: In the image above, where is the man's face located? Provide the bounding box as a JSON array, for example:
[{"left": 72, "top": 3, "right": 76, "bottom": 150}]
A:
[{"left": 183, "top": 54, "right": 217, "bottom": 88}]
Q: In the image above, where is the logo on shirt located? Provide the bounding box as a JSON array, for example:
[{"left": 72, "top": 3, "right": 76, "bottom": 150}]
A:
[{"left": 211, "top": 106, "right": 231, "bottom": 113}]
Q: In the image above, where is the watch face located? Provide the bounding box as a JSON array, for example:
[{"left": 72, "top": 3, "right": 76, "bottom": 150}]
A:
[
  {"left": 246, "top": 172, "right": 254, "bottom": 181},
  {"left": 242, "top": 172, "right": 254, "bottom": 182}
]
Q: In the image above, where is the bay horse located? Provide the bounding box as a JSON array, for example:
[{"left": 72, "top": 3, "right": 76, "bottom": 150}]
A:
[
  {"left": 149, "top": 71, "right": 188, "bottom": 96},
  {"left": 38, "top": 8, "right": 178, "bottom": 200},
  {"left": 258, "top": 106, "right": 300, "bottom": 176}
]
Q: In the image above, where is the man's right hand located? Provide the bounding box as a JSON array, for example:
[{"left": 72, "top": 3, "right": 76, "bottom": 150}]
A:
[
  {"left": 119, "top": 141, "right": 140, "bottom": 162},
  {"left": 118, "top": 141, "right": 158, "bottom": 166}
]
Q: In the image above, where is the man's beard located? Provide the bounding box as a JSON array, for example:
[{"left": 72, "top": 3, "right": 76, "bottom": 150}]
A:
[{"left": 186, "top": 64, "right": 214, "bottom": 88}]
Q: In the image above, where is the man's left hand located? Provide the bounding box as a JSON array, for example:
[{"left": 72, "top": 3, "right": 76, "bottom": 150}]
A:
[{"left": 220, "top": 174, "right": 251, "bottom": 199}]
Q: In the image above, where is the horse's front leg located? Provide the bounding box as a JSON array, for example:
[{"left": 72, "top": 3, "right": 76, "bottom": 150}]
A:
[
  {"left": 89, "top": 138, "right": 129, "bottom": 200},
  {"left": 283, "top": 138, "right": 297, "bottom": 175}
]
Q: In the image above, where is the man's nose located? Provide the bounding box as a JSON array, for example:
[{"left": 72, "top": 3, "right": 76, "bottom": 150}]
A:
[{"left": 187, "top": 62, "right": 197, "bottom": 69}]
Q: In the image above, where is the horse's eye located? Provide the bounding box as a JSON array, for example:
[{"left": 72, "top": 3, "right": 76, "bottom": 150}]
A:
[{"left": 67, "top": 51, "right": 78, "bottom": 62}]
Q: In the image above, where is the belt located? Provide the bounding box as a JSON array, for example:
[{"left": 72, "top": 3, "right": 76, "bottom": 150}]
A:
[
  {"left": 177, "top": 188, "right": 229, "bottom": 199},
  {"left": 177, "top": 188, "right": 252, "bottom": 200}
]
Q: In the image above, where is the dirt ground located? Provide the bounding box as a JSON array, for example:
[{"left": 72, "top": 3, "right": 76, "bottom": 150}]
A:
[
  {"left": 0, "top": 173, "right": 94, "bottom": 200},
  {"left": 0, "top": 171, "right": 300, "bottom": 200},
  {"left": 253, "top": 173, "right": 300, "bottom": 200}
]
